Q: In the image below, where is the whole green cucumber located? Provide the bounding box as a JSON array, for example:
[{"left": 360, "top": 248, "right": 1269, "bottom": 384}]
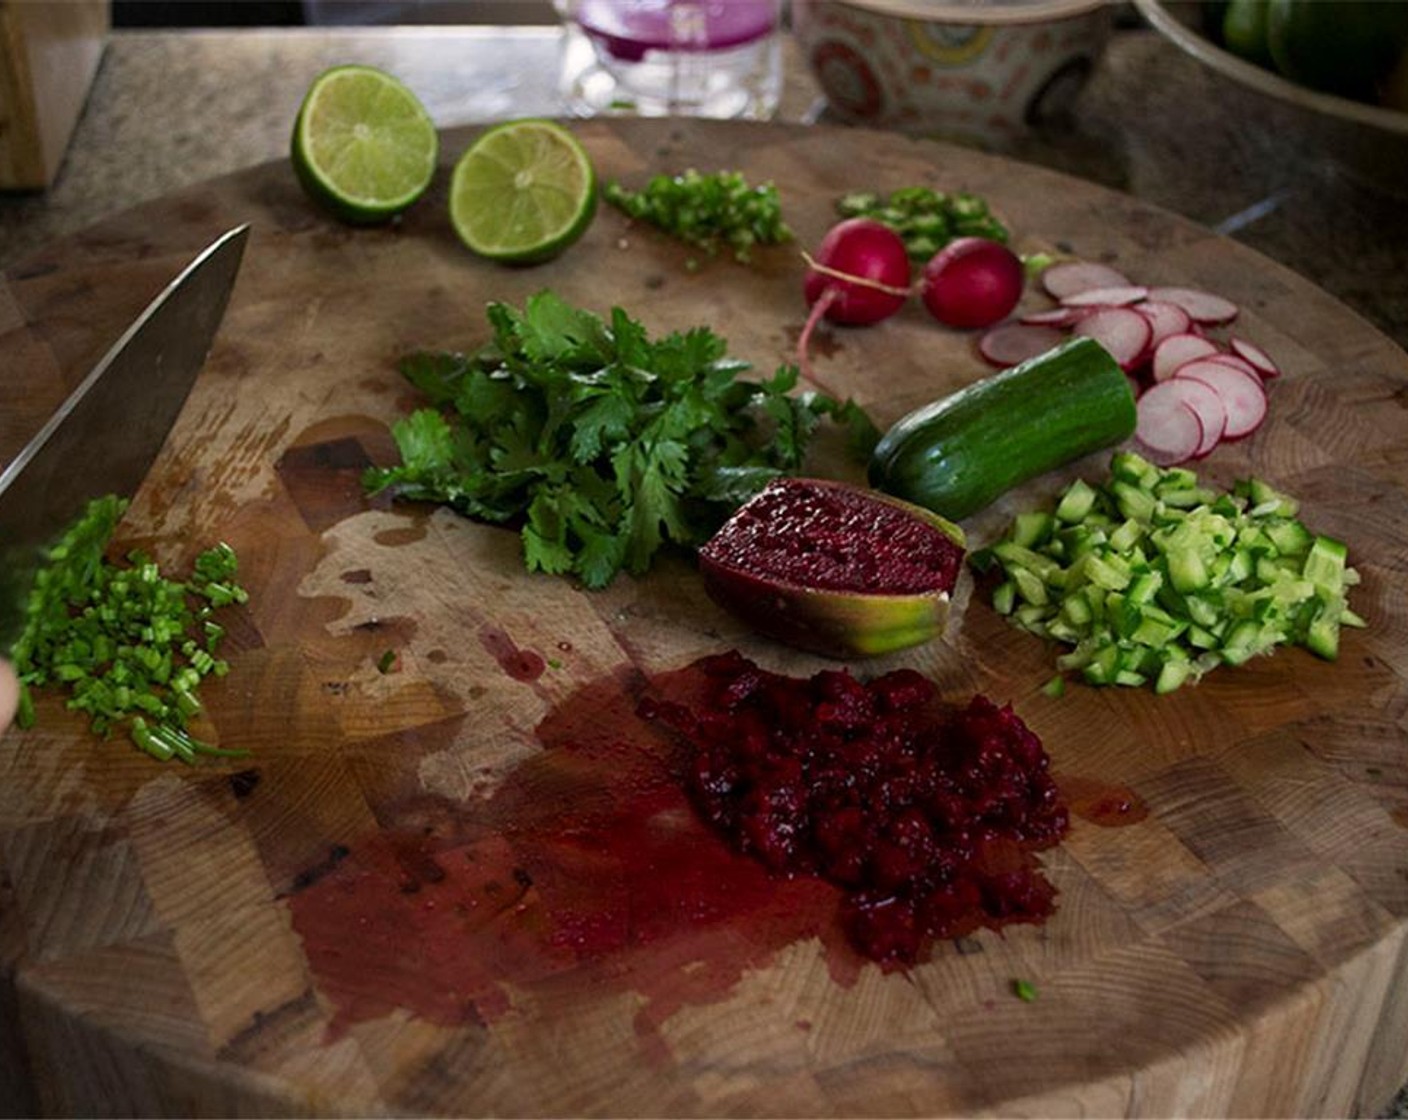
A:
[{"left": 869, "top": 337, "right": 1136, "bottom": 521}]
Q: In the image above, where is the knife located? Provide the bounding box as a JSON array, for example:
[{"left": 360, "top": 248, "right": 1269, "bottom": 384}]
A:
[{"left": 0, "top": 224, "right": 250, "bottom": 649}]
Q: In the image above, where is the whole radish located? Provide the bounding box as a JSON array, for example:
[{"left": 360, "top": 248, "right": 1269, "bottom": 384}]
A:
[
  {"left": 919, "top": 236, "right": 1024, "bottom": 330},
  {"left": 798, "top": 218, "right": 912, "bottom": 389}
]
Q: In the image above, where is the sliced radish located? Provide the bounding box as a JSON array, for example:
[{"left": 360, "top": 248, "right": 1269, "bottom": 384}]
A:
[
  {"left": 1134, "top": 299, "right": 1193, "bottom": 349},
  {"left": 1061, "top": 284, "right": 1149, "bottom": 308},
  {"left": 1134, "top": 389, "right": 1204, "bottom": 467},
  {"left": 1229, "top": 336, "right": 1281, "bottom": 379},
  {"left": 1157, "top": 376, "right": 1227, "bottom": 458},
  {"left": 1144, "top": 286, "right": 1238, "bottom": 326},
  {"left": 1072, "top": 306, "right": 1153, "bottom": 371},
  {"left": 1151, "top": 332, "right": 1219, "bottom": 382},
  {"left": 976, "top": 322, "right": 1065, "bottom": 368},
  {"left": 1206, "top": 352, "right": 1261, "bottom": 379},
  {"left": 1019, "top": 306, "right": 1091, "bottom": 328},
  {"left": 1040, "top": 261, "right": 1133, "bottom": 301},
  {"left": 1173, "top": 358, "right": 1267, "bottom": 440}
]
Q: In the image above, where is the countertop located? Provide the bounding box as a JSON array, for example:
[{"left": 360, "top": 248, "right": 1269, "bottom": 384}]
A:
[{"left": 1, "top": 21, "right": 1405, "bottom": 352}]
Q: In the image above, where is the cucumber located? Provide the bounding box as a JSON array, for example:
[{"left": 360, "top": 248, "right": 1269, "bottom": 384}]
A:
[
  {"left": 973, "top": 455, "right": 1366, "bottom": 693},
  {"left": 869, "top": 337, "right": 1137, "bottom": 521}
]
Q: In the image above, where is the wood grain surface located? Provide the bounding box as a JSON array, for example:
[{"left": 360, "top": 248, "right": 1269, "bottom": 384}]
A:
[{"left": 3, "top": 117, "right": 1408, "bottom": 1118}]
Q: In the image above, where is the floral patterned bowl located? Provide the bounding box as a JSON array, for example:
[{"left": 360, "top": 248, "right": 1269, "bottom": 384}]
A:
[{"left": 792, "top": 0, "right": 1112, "bottom": 144}]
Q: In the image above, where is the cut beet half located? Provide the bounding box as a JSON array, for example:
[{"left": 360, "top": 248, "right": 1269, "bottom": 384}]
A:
[
  {"left": 976, "top": 322, "right": 1065, "bottom": 368},
  {"left": 1040, "top": 260, "right": 1133, "bottom": 301},
  {"left": 1229, "top": 336, "right": 1282, "bottom": 379},
  {"left": 1173, "top": 358, "right": 1268, "bottom": 440},
  {"left": 697, "top": 477, "right": 966, "bottom": 658},
  {"left": 1144, "top": 286, "right": 1238, "bottom": 326},
  {"left": 1134, "top": 389, "right": 1204, "bottom": 467},
  {"left": 1072, "top": 306, "right": 1153, "bottom": 371},
  {"left": 1151, "top": 332, "right": 1220, "bottom": 383}
]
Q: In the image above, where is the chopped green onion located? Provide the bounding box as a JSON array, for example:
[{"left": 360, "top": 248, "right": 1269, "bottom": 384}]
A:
[
  {"left": 835, "top": 184, "right": 1009, "bottom": 259},
  {"left": 9, "top": 496, "right": 250, "bottom": 761},
  {"left": 1012, "top": 978, "right": 1038, "bottom": 1002},
  {"left": 603, "top": 169, "right": 791, "bottom": 263}
]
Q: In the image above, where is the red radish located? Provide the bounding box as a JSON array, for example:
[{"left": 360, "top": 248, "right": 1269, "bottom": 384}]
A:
[
  {"left": 1061, "top": 284, "right": 1149, "bottom": 308},
  {"left": 1134, "top": 300, "right": 1193, "bottom": 349},
  {"left": 1156, "top": 376, "right": 1228, "bottom": 458},
  {"left": 919, "top": 237, "right": 1025, "bottom": 329},
  {"left": 1206, "top": 352, "right": 1261, "bottom": 379},
  {"left": 1020, "top": 306, "right": 1091, "bottom": 328},
  {"left": 1040, "top": 260, "right": 1132, "bottom": 300},
  {"left": 1151, "top": 332, "right": 1219, "bottom": 382},
  {"left": 1134, "top": 391, "right": 1204, "bottom": 467},
  {"left": 798, "top": 218, "right": 912, "bottom": 387},
  {"left": 1072, "top": 306, "right": 1152, "bottom": 371},
  {"left": 1230, "top": 336, "right": 1281, "bottom": 379},
  {"left": 1144, "top": 286, "right": 1238, "bottom": 326},
  {"left": 976, "top": 322, "right": 1065, "bottom": 368},
  {"left": 1173, "top": 358, "right": 1267, "bottom": 439}
]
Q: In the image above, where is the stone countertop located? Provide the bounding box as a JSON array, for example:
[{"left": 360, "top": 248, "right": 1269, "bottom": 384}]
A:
[{"left": 0, "top": 23, "right": 1405, "bottom": 354}]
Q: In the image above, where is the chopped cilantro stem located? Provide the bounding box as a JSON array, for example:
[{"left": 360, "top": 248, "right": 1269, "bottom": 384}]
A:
[
  {"left": 9, "top": 495, "right": 250, "bottom": 762},
  {"left": 1013, "top": 978, "right": 1038, "bottom": 1002},
  {"left": 364, "top": 290, "right": 876, "bottom": 590},
  {"left": 604, "top": 169, "right": 791, "bottom": 262}
]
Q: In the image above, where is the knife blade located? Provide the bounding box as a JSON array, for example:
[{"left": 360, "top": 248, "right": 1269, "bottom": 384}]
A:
[{"left": 0, "top": 224, "right": 250, "bottom": 649}]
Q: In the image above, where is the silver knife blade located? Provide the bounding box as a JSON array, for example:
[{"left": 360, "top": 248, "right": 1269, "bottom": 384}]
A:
[{"left": 0, "top": 224, "right": 250, "bottom": 649}]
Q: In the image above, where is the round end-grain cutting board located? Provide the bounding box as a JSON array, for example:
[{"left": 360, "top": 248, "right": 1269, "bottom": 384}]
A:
[{"left": 3, "top": 117, "right": 1408, "bottom": 1117}]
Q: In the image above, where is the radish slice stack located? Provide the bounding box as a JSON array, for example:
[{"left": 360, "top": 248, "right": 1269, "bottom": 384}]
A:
[{"left": 980, "top": 258, "right": 1284, "bottom": 466}]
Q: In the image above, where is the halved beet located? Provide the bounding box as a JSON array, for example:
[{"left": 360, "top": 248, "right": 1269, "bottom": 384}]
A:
[{"left": 698, "top": 478, "right": 966, "bottom": 657}]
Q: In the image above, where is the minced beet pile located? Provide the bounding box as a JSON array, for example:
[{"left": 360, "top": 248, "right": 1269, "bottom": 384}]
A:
[{"left": 641, "top": 651, "right": 1069, "bottom": 965}]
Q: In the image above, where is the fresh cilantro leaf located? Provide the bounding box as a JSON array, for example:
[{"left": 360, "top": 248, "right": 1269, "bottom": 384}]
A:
[{"left": 368, "top": 291, "right": 873, "bottom": 589}]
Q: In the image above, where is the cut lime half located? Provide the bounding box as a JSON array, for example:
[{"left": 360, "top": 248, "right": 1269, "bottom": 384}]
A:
[
  {"left": 292, "top": 65, "right": 438, "bottom": 224},
  {"left": 449, "top": 119, "right": 598, "bottom": 264}
]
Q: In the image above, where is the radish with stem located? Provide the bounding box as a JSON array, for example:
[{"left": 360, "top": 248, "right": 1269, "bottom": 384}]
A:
[{"left": 798, "top": 218, "right": 912, "bottom": 392}]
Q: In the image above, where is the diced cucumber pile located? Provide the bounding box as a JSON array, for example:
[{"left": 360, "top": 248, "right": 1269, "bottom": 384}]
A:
[{"left": 970, "top": 451, "right": 1366, "bottom": 694}]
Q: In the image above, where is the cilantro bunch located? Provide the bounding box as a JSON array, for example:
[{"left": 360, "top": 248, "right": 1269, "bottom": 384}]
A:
[{"left": 364, "top": 291, "right": 874, "bottom": 590}]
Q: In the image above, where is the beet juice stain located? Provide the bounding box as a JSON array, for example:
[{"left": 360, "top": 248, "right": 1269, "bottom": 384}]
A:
[
  {"left": 477, "top": 624, "right": 547, "bottom": 683},
  {"left": 1058, "top": 774, "right": 1150, "bottom": 827},
  {"left": 285, "top": 661, "right": 854, "bottom": 1053}
]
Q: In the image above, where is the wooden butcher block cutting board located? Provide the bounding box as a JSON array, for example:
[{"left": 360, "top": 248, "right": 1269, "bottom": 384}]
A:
[{"left": 3, "top": 117, "right": 1408, "bottom": 1119}]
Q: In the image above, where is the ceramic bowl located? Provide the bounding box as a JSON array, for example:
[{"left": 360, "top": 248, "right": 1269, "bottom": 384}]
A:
[
  {"left": 791, "top": 0, "right": 1112, "bottom": 144},
  {"left": 1135, "top": 0, "right": 1408, "bottom": 198}
]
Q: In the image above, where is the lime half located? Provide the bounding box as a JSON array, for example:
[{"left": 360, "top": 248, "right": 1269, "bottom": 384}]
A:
[
  {"left": 292, "top": 65, "right": 438, "bottom": 224},
  {"left": 449, "top": 119, "right": 597, "bottom": 264}
]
